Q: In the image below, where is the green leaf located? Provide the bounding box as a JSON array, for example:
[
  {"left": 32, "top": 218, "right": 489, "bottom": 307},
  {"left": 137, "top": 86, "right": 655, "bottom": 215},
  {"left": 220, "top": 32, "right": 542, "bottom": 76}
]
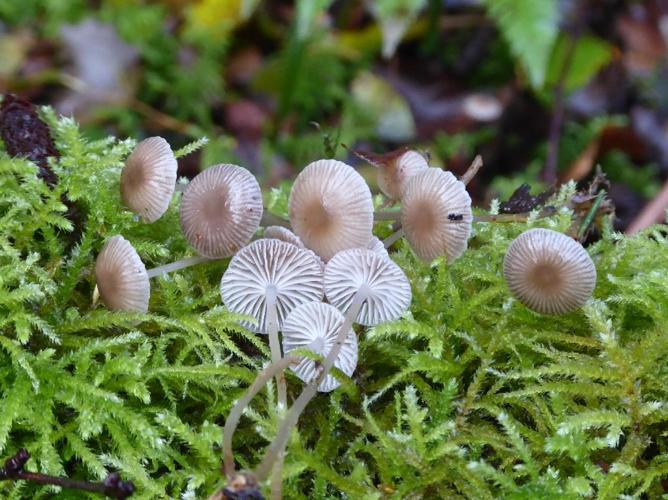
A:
[
  {"left": 482, "top": 0, "right": 560, "bottom": 88},
  {"left": 546, "top": 35, "right": 614, "bottom": 91}
]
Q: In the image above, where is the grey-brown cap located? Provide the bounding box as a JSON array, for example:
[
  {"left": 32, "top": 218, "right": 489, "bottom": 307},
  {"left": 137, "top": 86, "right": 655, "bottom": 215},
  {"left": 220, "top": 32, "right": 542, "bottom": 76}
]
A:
[
  {"left": 180, "top": 164, "right": 262, "bottom": 258},
  {"left": 378, "top": 150, "right": 429, "bottom": 200},
  {"left": 324, "top": 248, "right": 411, "bottom": 326},
  {"left": 282, "top": 301, "right": 358, "bottom": 392},
  {"left": 121, "top": 137, "right": 178, "bottom": 222},
  {"left": 95, "top": 235, "right": 150, "bottom": 312},
  {"left": 220, "top": 239, "right": 324, "bottom": 333},
  {"left": 503, "top": 228, "right": 597, "bottom": 315},
  {"left": 289, "top": 159, "right": 373, "bottom": 261},
  {"left": 401, "top": 168, "right": 472, "bottom": 262}
]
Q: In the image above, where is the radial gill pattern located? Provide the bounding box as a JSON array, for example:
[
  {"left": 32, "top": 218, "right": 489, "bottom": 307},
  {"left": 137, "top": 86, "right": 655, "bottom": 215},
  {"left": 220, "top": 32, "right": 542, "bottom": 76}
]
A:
[
  {"left": 282, "top": 301, "right": 358, "bottom": 393},
  {"left": 503, "top": 228, "right": 597, "bottom": 315},
  {"left": 179, "top": 164, "right": 262, "bottom": 258},
  {"left": 220, "top": 239, "right": 324, "bottom": 333},
  {"left": 95, "top": 235, "right": 150, "bottom": 312},
  {"left": 289, "top": 159, "right": 373, "bottom": 261},
  {"left": 324, "top": 248, "right": 411, "bottom": 326},
  {"left": 401, "top": 168, "right": 472, "bottom": 262},
  {"left": 121, "top": 137, "right": 178, "bottom": 222}
]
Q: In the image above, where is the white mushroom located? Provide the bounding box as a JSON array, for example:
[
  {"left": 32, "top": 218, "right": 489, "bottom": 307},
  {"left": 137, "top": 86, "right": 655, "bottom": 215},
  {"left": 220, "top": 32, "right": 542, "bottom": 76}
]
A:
[
  {"left": 282, "top": 302, "right": 358, "bottom": 392},
  {"left": 503, "top": 228, "right": 597, "bottom": 315},
  {"left": 180, "top": 164, "right": 262, "bottom": 258}
]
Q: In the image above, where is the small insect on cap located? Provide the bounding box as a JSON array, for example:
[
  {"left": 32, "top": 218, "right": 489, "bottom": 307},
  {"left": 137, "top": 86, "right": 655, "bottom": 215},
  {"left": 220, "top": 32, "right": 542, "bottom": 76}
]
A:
[
  {"left": 220, "top": 239, "right": 324, "bottom": 334},
  {"left": 95, "top": 235, "right": 150, "bottom": 312},
  {"left": 282, "top": 301, "right": 358, "bottom": 392},
  {"left": 503, "top": 228, "right": 597, "bottom": 315},
  {"left": 401, "top": 168, "right": 472, "bottom": 263},
  {"left": 180, "top": 164, "right": 262, "bottom": 258},
  {"left": 324, "top": 248, "right": 412, "bottom": 326},
  {"left": 121, "top": 137, "right": 178, "bottom": 223},
  {"left": 289, "top": 159, "right": 373, "bottom": 261}
]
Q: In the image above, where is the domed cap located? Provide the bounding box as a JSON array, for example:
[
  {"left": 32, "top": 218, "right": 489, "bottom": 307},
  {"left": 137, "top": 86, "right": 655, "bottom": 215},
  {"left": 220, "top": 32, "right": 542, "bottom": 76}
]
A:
[
  {"left": 324, "top": 248, "right": 411, "bottom": 326},
  {"left": 289, "top": 159, "right": 373, "bottom": 261},
  {"left": 120, "top": 137, "right": 178, "bottom": 223},
  {"left": 282, "top": 302, "right": 358, "bottom": 393},
  {"left": 379, "top": 150, "right": 429, "bottom": 200},
  {"left": 503, "top": 228, "right": 597, "bottom": 315},
  {"left": 367, "top": 236, "right": 389, "bottom": 260},
  {"left": 263, "top": 225, "right": 304, "bottom": 248},
  {"left": 401, "top": 168, "right": 472, "bottom": 263},
  {"left": 180, "top": 164, "right": 262, "bottom": 258},
  {"left": 95, "top": 235, "right": 150, "bottom": 312},
  {"left": 220, "top": 239, "right": 324, "bottom": 333}
]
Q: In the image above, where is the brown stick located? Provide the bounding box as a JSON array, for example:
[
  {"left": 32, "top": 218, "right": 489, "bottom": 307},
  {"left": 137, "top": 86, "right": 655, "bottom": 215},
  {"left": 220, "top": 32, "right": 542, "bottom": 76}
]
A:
[
  {"left": 626, "top": 179, "right": 668, "bottom": 235},
  {"left": 460, "top": 155, "right": 484, "bottom": 186}
]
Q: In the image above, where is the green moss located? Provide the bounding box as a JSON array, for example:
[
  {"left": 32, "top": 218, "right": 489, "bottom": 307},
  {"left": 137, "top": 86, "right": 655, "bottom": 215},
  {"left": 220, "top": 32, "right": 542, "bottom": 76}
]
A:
[{"left": 1, "top": 108, "right": 668, "bottom": 499}]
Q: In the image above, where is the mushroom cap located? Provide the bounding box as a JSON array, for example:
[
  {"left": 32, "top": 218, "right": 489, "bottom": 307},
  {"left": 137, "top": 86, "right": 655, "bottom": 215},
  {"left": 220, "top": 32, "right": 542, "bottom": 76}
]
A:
[
  {"left": 378, "top": 150, "right": 429, "bottom": 200},
  {"left": 503, "top": 228, "right": 597, "bottom": 315},
  {"left": 120, "top": 137, "right": 178, "bottom": 223},
  {"left": 180, "top": 164, "right": 262, "bottom": 258},
  {"left": 367, "top": 236, "right": 389, "bottom": 260},
  {"left": 401, "top": 168, "right": 472, "bottom": 263},
  {"left": 95, "top": 235, "right": 150, "bottom": 312},
  {"left": 289, "top": 159, "right": 373, "bottom": 261},
  {"left": 324, "top": 248, "right": 411, "bottom": 326},
  {"left": 282, "top": 301, "right": 358, "bottom": 393},
  {"left": 263, "top": 225, "right": 304, "bottom": 248},
  {"left": 220, "top": 239, "right": 324, "bottom": 333}
]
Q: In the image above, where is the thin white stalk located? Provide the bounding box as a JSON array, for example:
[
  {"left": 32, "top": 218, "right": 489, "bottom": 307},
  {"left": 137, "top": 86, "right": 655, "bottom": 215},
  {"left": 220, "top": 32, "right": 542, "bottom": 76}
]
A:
[
  {"left": 374, "top": 210, "right": 401, "bottom": 221},
  {"left": 254, "top": 287, "right": 368, "bottom": 482},
  {"left": 261, "top": 212, "right": 291, "bottom": 228},
  {"left": 383, "top": 227, "right": 405, "bottom": 248},
  {"left": 146, "top": 255, "right": 213, "bottom": 278},
  {"left": 174, "top": 182, "right": 187, "bottom": 193},
  {"left": 222, "top": 355, "right": 299, "bottom": 478}
]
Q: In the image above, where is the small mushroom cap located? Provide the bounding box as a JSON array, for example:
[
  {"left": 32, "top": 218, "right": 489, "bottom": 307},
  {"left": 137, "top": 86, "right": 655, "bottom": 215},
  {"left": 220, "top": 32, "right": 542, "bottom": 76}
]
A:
[
  {"left": 95, "top": 235, "right": 150, "bottom": 312},
  {"left": 367, "top": 236, "right": 389, "bottom": 260},
  {"left": 401, "top": 168, "right": 472, "bottom": 263},
  {"left": 180, "top": 164, "right": 262, "bottom": 258},
  {"left": 503, "top": 228, "right": 597, "bottom": 315},
  {"left": 220, "top": 239, "right": 324, "bottom": 333},
  {"left": 325, "top": 248, "right": 411, "bottom": 326},
  {"left": 263, "top": 225, "right": 304, "bottom": 248},
  {"left": 121, "top": 137, "right": 177, "bottom": 223},
  {"left": 378, "top": 150, "right": 429, "bottom": 200},
  {"left": 289, "top": 159, "right": 373, "bottom": 261},
  {"left": 282, "top": 301, "right": 358, "bottom": 393}
]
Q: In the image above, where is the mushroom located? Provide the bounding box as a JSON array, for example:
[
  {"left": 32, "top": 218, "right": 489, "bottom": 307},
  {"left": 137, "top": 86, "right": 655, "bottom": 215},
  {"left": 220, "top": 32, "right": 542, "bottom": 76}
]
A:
[
  {"left": 220, "top": 239, "right": 324, "bottom": 405},
  {"left": 95, "top": 235, "right": 150, "bottom": 312},
  {"left": 264, "top": 225, "right": 305, "bottom": 248},
  {"left": 401, "top": 168, "right": 472, "bottom": 262},
  {"left": 282, "top": 301, "right": 358, "bottom": 393},
  {"left": 120, "top": 137, "right": 178, "bottom": 223},
  {"left": 362, "top": 149, "right": 429, "bottom": 201},
  {"left": 253, "top": 248, "right": 411, "bottom": 482},
  {"left": 180, "top": 164, "right": 262, "bottom": 258},
  {"left": 503, "top": 228, "right": 597, "bottom": 315},
  {"left": 367, "top": 236, "right": 389, "bottom": 259},
  {"left": 288, "top": 159, "right": 373, "bottom": 261}
]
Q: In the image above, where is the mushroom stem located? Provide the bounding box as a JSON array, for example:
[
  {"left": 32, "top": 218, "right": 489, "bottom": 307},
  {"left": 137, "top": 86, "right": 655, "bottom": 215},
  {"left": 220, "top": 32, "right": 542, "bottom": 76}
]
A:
[
  {"left": 383, "top": 227, "right": 405, "bottom": 248},
  {"left": 174, "top": 182, "right": 187, "bottom": 193},
  {"left": 460, "top": 154, "right": 483, "bottom": 186},
  {"left": 255, "top": 287, "right": 368, "bottom": 482},
  {"left": 265, "top": 286, "right": 288, "bottom": 409},
  {"left": 261, "top": 212, "right": 291, "bottom": 228},
  {"left": 374, "top": 209, "right": 400, "bottom": 221},
  {"left": 222, "top": 355, "right": 299, "bottom": 479},
  {"left": 145, "top": 255, "right": 213, "bottom": 278}
]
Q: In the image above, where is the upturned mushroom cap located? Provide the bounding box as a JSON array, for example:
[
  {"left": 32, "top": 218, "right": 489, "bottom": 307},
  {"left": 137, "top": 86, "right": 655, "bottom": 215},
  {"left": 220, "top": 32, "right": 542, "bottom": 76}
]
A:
[
  {"left": 324, "top": 248, "right": 411, "bottom": 326},
  {"left": 180, "top": 164, "right": 262, "bottom": 258},
  {"left": 289, "top": 159, "right": 373, "bottom": 261},
  {"left": 120, "top": 137, "right": 177, "bottom": 223},
  {"left": 401, "top": 168, "right": 472, "bottom": 263},
  {"left": 95, "top": 235, "right": 150, "bottom": 312},
  {"left": 263, "top": 225, "right": 304, "bottom": 248},
  {"left": 220, "top": 239, "right": 324, "bottom": 333},
  {"left": 282, "top": 301, "right": 358, "bottom": 392},
  {"left": 503, "top": 228, "right": 597, "bottom": 315}
]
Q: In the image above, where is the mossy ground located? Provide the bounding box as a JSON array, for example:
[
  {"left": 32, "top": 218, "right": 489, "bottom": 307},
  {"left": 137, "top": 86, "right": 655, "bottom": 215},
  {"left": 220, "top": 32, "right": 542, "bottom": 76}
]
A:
[{"left": 1, "top": 110, "right": 668, "bottom": 499}]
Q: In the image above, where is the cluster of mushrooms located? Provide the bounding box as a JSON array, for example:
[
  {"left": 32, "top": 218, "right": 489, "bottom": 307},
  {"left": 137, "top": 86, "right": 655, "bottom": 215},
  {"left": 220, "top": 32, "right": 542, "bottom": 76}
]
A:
[{"left": 94, "top": 137, "right": 597, "bottom": 496}]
